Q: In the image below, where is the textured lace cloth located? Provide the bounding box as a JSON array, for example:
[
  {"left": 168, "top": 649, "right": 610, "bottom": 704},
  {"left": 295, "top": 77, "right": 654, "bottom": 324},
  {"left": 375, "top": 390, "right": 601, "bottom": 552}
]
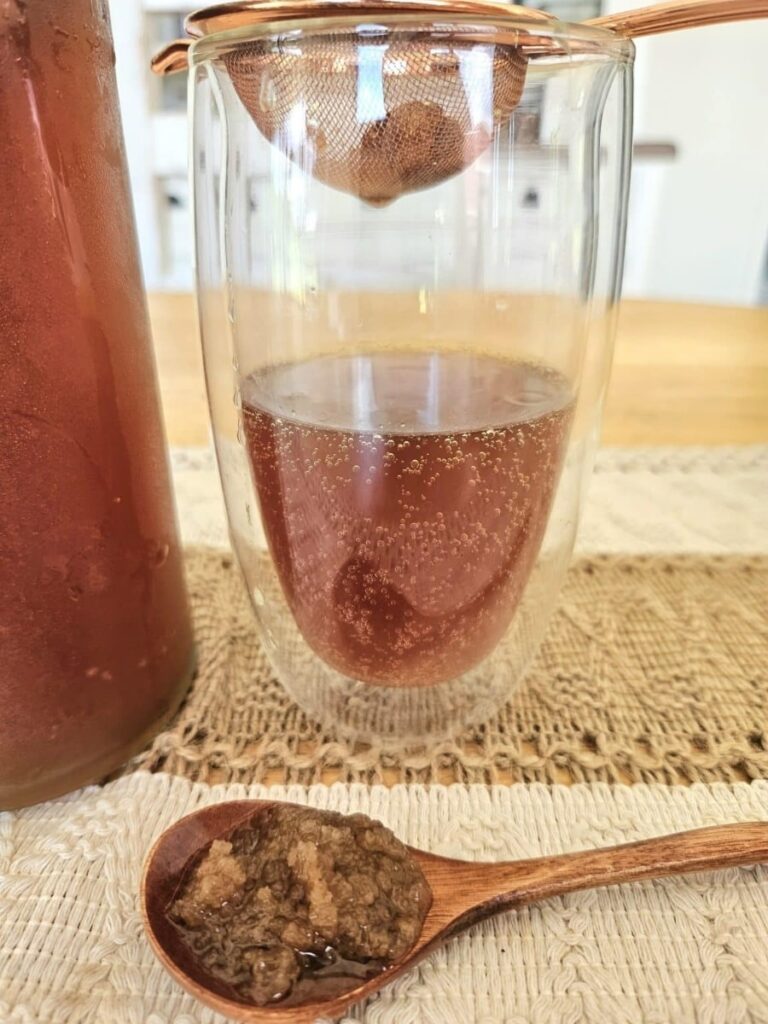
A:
[
  {"left": 3, "top": 774, "right": 768, "bottom": 1024},
  {"left": 136, "top": 440, "right": 768, "bottom": 790},
  {"left": 127, "top": 548, "right": 768, "bottom": 786},
  {"left": 171, "top": 445, "right": 768, "bottom": 555},
  {"left": 150, "top": 445, "right": 768, "bottom": 785}
]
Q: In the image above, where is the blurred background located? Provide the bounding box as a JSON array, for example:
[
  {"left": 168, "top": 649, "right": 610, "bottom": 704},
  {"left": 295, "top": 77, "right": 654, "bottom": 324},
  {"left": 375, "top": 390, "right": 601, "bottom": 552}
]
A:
[
  {"left": 106, "top": 0, "right": 768, "bottom": 450},
  {"left": 110, "top": 0, "right": 768, "bottom": 305}
]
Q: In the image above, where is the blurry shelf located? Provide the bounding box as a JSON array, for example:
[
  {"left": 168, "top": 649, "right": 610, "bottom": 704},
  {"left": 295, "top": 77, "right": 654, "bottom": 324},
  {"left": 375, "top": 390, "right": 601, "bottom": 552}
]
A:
[
  {"left": 632, "top": 141, "right": 677, "bottom": 159},
  {"left": 142, "top": 0, "right": 199, "bottom": 11}
]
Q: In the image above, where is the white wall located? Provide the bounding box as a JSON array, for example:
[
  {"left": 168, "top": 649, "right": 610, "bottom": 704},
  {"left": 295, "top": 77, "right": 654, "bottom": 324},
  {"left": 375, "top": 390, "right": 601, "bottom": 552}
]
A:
[
  {"left": 606, "top": 0, "right": 768, "bottom": 305},
  {"left": 110, "top": 0, "right": 163, "bottom": 287}
]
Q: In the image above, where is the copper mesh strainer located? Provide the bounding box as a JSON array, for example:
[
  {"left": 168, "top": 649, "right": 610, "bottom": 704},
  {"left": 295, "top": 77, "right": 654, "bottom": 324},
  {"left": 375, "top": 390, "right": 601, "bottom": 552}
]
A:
[
  {"left": 224, "top": 31, "right": 529, "bottom": 205},
  {"left": 152, "top": 0, "right": 768, "bottom": 204},
  {"left": 153, "top": 0, "right": 555, "bottom": 204}
]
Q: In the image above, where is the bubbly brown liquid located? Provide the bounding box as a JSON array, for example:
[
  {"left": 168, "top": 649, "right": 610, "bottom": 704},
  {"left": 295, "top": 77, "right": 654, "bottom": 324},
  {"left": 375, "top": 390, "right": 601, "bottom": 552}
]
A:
[{"left": 243, "top": 352, "right": 572, "bottom": 687}]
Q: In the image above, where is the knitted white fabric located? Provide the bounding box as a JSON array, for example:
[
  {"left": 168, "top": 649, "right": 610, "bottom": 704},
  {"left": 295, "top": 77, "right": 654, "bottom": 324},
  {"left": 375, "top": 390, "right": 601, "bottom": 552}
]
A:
[
  {"left": 2, "top": 774, "right": 768, "bottom": 1024},
  {"left": 170, "top": 445, "right": 768, "bottom": 554}
]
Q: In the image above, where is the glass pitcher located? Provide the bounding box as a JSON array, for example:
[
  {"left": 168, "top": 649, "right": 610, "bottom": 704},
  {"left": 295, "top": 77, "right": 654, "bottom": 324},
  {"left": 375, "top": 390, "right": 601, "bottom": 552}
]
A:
[
  {"left": 155, "top": 0, "right": 633, "bottom": 743},
  {"left": 0, "top": 0, "right": 194, "bottom": 808}
]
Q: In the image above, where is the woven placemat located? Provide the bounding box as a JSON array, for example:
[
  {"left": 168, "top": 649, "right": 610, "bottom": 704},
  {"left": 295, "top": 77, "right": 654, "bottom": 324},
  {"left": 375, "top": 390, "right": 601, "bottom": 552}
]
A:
[
  {"left": 125, "top": 548, "right": 768, "bottom": 787},
  {"left": 4, "top": 774, "right": 768, "bottom": 1024}
]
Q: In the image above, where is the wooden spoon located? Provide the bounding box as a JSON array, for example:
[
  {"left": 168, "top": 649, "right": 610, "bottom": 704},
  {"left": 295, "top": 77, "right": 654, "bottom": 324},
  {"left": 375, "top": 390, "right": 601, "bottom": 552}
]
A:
[{"left": 142, "top": 800, "right": 768, "bottom": 1023}]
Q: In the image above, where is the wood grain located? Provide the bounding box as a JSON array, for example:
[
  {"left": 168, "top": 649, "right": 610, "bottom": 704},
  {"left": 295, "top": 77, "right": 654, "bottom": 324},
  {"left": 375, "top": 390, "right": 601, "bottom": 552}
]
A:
[
  {"left": 147, "top": 292, "right": 768, "bottom": 448},
  {"left": 142, "top": 799, "right": 768, "bottom": 1024}
]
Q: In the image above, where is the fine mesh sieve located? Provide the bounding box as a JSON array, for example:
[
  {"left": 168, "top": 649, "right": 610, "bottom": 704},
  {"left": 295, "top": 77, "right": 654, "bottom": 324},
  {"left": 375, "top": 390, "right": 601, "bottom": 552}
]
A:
[
  {"left": 152, "top": 0, "right": 768, "bottom": 204},
  {"left": 153, "top": 0, "right": 556, "bottom": 204},
  {"left": 224, "top": 31, "right": 529, "bottom": 205}
]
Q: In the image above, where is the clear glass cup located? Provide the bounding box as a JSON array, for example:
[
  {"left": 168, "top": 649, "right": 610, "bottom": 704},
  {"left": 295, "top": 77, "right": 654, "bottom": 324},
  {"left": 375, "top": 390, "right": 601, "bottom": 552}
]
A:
[{"left": 190, "top": 11, "right": 634, "bottom": 743}]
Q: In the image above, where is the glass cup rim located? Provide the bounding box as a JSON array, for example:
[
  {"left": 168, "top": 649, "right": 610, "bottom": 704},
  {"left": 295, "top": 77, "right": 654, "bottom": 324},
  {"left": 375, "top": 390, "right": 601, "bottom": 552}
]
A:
[{"left": 188, "top": 11, "right": 636, "bottom": 67}]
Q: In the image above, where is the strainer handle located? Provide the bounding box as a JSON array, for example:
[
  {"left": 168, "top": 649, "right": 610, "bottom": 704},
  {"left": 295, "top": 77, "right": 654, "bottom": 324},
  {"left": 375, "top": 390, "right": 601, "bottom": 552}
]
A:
[
  {"left": 151, "top": 39, "right": 191, "bottom": 76},
  {"left": 585, "top": 0, "right": 768, "bottom": 37}
]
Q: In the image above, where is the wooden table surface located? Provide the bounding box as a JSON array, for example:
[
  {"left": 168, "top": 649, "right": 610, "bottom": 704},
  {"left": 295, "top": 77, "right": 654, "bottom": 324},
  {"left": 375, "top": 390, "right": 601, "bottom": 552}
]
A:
[{"left": 147, "top": 293, "right": 768, "bottom": 448}]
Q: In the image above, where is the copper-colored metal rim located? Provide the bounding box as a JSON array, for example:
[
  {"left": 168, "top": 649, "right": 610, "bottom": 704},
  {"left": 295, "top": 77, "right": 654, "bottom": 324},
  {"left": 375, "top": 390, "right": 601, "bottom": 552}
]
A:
[
  {"left": 149, "top": 0, "right": 630, "bottom": 76},
  {"left": 184, "top": 0, "right": 556, "bottom": 38}
]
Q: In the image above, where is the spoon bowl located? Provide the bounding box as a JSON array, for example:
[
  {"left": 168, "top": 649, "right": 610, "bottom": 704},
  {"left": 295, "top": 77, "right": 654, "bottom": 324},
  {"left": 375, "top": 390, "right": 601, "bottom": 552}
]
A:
[{"left": 142, "top": 800, "right": 768, "bottom": 1023}]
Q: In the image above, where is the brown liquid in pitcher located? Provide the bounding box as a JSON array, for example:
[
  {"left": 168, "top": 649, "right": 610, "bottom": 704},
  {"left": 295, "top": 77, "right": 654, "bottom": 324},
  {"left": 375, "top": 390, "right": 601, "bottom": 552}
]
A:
[
  {"left": 0, "top": 0, "right": 193, "bottom": 808},
  {"left": 243, "top": 352, "right": 572, "bottom": 687}
]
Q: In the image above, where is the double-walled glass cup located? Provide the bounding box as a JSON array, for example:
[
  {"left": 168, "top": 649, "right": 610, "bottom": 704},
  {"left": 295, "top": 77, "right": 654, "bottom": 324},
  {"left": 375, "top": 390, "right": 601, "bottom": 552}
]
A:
[{"left": 189, "top": 4, "right": 633, "bottom": 742}]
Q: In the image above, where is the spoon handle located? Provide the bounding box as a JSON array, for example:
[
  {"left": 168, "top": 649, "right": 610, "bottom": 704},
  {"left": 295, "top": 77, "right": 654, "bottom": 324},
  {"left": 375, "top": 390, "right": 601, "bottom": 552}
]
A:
[
  {"left": 466, "top": 823, "right": 768, "bottom": 918},
  {"left": 585, "top": 0, "right": 768, "bottom": 38}
]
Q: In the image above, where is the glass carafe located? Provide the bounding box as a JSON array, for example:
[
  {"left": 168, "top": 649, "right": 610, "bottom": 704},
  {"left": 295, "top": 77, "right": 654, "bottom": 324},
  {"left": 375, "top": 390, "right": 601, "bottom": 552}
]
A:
[
  {"left": 182, "top": 2, "right": 633, "bottom": 742},
  {"left": 0, "top": 0, "right": 195, "bottom": 808}
]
